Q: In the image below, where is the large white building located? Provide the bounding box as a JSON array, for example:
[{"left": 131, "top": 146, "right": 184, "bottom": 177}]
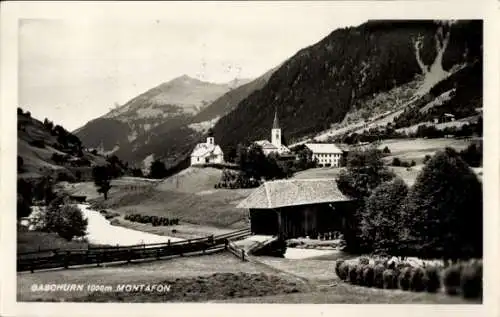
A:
[
  {"left": 305, "top": 143, "right": 344, "bottom": 168},
  {"left": 254, "top": 110, "right": 291, "bottom": 156},
  {"left": 190, "top": 134, "right": 224, "bottom": 166}
]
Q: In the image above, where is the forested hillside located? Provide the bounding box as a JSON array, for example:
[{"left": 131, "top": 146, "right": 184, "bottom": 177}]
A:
[
  {"left": 212, "top": 20, "right": 482, "bottom": 152},
  {"left": 17, "top": 108, "right": 111, "bottom": 181}
]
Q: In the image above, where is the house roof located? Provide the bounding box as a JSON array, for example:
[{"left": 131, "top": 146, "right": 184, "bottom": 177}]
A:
[
  {"left": 254, "top": 140, "right": 278, "bottom": 150},
  {"left": 305, "top": 143, "right": 343, "bottom": 154},
  {"left": 237, "top": 178, "right": 352, "bottom": 209},
  {"left": 191, "top": 143, "right": 223, "bottom": 157}
]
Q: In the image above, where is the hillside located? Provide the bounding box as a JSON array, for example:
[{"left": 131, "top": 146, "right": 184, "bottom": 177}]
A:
[
  {"left": 17, "top": 109, "right": 108, "bottom": 181},
  {"left": 212, "top": 20, "right": 482, "bottom": 152}
]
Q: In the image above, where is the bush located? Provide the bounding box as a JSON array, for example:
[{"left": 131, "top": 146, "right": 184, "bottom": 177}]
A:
[
  {"left": 425, "top": 266, "right": 442, "bottom": 293},
  {"left": 398, "top": 267, "right": 413, "bottom": 291},
  {"left": 356, "top": 265, "right": 366, "bottom": 285},
  {"left": 409, "top": 267, "right": 427, "bottom": 292},
  {"left": 335, "top": 260, "right": 345, "bottom": 279},
  {"left": 382, "top": 269, "right": 398, "bottom": 289},
  {"left": 423, "top": 154, "right": 432, "bottom": 164},
  {"left": 359, "top": 256, "right": 370, "bottom": 265},
  {"left": 337, "top": 261, "right": 350, "bottom": 281},
  {"left": 348, "top": 264, "right": 359, "bottom": 284},
  {"left": 362, "top": 265, "right": 375, "bottom": 287},
  {"left": 373, "top": 264, "right": 386, "bottom": 288},
  {"left": 29, "top": 139, "right": 46, "bottom": 148},
  {"left": 460, "top": 260, "right": 482, "bottom": 299},
  {"left": 392, "top": 157, "right": 402, "bottom": 166},
  {"left": 443, "top": 265, "right": 462, "bottom": 295},
  {"left": 382, "top": 146, "right": 391, "bottom": 154}
]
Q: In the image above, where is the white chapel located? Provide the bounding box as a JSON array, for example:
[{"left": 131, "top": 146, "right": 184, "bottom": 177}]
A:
[{"left": 190, "top": 130, "right": 224, "bottom": 165}]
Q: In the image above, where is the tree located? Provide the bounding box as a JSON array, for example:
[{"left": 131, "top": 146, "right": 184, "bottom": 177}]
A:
[
  {"left": 17, "top": 156, "right": 24, "bottom": 172},
  {"left": 17, "top": 194, "right": 32, "bottom": 219},
  {"left": 360, "top": 178, "right": 409, "bottom": 255},
  {"left": 149, "top": 160, "right": 167, "bottom": 179},
  {"left": 295, "top": 145, "right": 316, "bottom": 170},
  {"left": 131, "top": 168, "right": 144, "bottom": 177},
  {"left": 43, "top": 201, "right": 88, "bottom": 241},
  {"left": 336, "top": 148, "right": 395, "bottom": 200},
  {"left": 92, "top": 165, "right": 112, "bottom": 200},
  {"left": 459, "top": 143, "right": 482, "bottom": 168},
  {"left": 391, "top": 157, "right": 402, "bottom": 167},
  {"left": 336, "top": 148, "right": 395, "bottom": 253},
  {"left": 402, "top": 147, "right": 482, "bottom": 260}
]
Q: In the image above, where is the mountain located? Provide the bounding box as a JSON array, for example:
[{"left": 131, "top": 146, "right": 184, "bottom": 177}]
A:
[
  {"left": 17, "top": 108, "right": 109, "bottom": 181},
  {"left": 75, "top": 20, "right": 481, "bottom": 171},
  {"left": 75, "top": 75, "right": 235, "bottom": 155},
  {"left": 212, "top": 20, "right": 482, "bottom": 151},
  {"left": 75, "top": 70, "right": 277, "bottom": 168}
]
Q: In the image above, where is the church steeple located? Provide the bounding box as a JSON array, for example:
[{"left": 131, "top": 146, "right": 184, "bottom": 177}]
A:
[
  {"left": 271, "top": 108, "right": 281, "bottom": 148},
  {"left": 272, "top": 108, "right": 280, "bottom": 129}
]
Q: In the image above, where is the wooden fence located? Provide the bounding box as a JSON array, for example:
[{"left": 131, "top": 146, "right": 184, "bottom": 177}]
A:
[
  {"left": 226, "top": 240, "right": 247, "bottom": 262},
  {"left": 18, "top": 228, "right": 251, "bottom": 272}
]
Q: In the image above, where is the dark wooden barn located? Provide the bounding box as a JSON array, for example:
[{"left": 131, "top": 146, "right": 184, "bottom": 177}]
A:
[{"left": 238, "top": 179, "right": 357, "bottom": 239}]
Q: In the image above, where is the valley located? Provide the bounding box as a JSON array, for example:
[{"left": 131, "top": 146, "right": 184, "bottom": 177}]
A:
[{"left": 16, "top": 18, "right": 484, "bottom": 305}]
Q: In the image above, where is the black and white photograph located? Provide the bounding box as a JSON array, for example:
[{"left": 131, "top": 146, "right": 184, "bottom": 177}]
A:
[{"left": 1, "top": 1, "right": 498, "bottom": 314}]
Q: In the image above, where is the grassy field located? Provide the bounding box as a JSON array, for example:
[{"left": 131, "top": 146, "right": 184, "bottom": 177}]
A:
[
  {"left": 378, "top": 137, "right": 478, "bottom": 164},
  {"left": 218, "top": 284, "right": 476, "bottom": 304},
  {"left": 18, "top": 252, "right": 477, "bottom": 304},
  {"left": 17, "top": 253, "right": 293, "bottom": 301},
  {"left": 17, "top": 226, "right": 109, "bottom": 253},
  {"left": 85, "top": 167, "right": 253, "bottom": 231},
  {"left": 109, "top": 218, "right": 236, "bottom": 239}
]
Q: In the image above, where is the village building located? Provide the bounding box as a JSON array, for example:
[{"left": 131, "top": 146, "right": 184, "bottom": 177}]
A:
[
  {"left": 305, "top": 143, "right": 344, "bottom": 167},
  {"left": 237, "top": 179, "right": 357, "bottom": 239},
  {"left": 433, "top": 113, "right": 456, "bottom": 124},
  {"left": 253, "top": 110, "right": 291, "bottom": 156},
  {"left": 190, "top": 132, "right": 224, "bottom": 166}
]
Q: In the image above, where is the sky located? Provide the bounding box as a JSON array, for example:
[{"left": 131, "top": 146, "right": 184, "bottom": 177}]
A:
[{"left": 18, "top": 3, "right": 367, "bottom": 131}]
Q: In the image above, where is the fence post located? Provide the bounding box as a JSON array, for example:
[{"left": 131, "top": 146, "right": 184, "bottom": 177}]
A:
[
  {"left": 127, "top": 249, "right": 132, "bottom": 263},
  {"left": 156, "top": 248, "right": 160, "bottom": 260},
  {"left": 241, "top": 249, "right": 245, "bottom": 261},
  {"left": 64, "top": 251, "right": 70, "bottom": 269},
  {"left": 168, "top": 240, "right": 171, "bottom": 247},
  {"left": 224, "top": 239, "right": 228, "bottom": 250}
]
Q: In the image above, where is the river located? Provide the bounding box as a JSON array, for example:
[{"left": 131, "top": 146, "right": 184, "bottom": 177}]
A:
[{"left": 77, "top": 204, "right": 184, "bottom": 246}]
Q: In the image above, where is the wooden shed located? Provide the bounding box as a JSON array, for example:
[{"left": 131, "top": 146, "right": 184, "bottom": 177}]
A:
[{"left": 237, "top": 179, "right": 357, "bottom": 239}]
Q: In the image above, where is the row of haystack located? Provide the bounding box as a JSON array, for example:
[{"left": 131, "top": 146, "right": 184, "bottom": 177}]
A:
[{"left": 335, "top": 257, "right": 482, "bottom": 300}]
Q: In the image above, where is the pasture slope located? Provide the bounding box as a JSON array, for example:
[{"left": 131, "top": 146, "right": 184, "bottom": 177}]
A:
[{"left": 84, "top": 167, "right": 252, "bottom": 239}]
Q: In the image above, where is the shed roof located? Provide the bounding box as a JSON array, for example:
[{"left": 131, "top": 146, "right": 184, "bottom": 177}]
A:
[{"left": 237, "top": 178, "right": 352, "bottom": 209}]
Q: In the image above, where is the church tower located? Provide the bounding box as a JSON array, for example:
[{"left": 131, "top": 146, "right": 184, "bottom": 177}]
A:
[
  {"left": 206, "top": 128, "right": 215, "bottom": 145},
  {"left": 271, "top": 109, "right": 281, "bottom": 148}
]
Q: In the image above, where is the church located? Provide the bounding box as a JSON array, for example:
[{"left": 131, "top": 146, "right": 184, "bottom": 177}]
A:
[
  {"left": 253, "top": 110, "right": 291, "bottom": 156},
  {"left": 190, "top": 130, "right": 224, "bottom": 166}
]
